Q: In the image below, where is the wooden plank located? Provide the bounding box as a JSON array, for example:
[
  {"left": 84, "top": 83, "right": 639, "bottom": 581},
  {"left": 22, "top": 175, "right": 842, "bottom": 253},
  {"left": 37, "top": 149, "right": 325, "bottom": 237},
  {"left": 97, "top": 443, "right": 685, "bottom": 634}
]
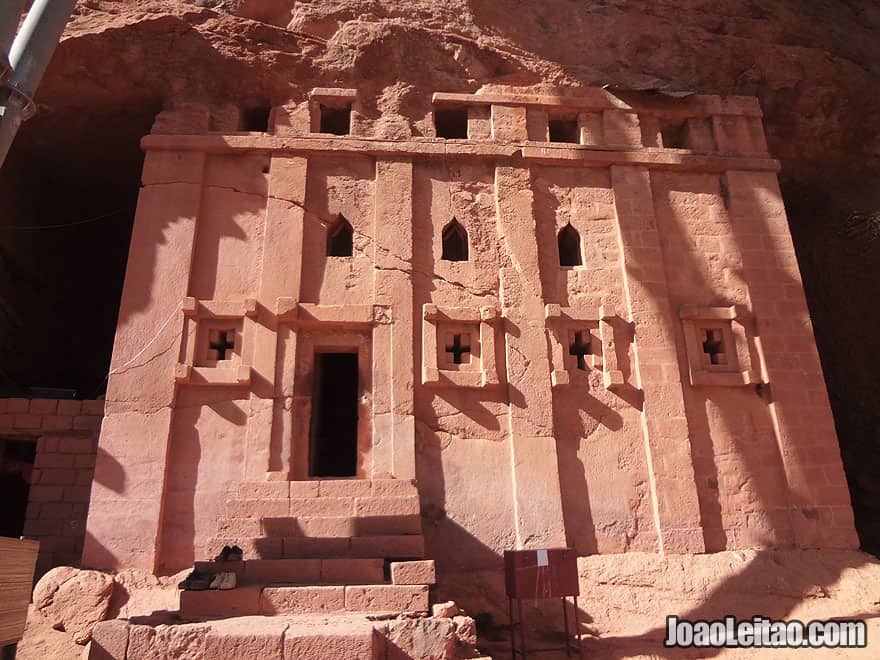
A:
[{"left": 0, "top": 537, "right": 39, "bottom": 647}]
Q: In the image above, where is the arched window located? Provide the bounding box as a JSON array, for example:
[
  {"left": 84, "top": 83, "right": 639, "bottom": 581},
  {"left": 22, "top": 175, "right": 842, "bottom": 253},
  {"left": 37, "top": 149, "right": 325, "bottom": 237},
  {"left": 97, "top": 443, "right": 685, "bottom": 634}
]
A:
[
  {"left": 441, "top": 218, "right": 469, "bottom": 262},
  {"left": 327, "top": 215, "right": 353, "bottom": 257},
  {"left": 558, "top": 223, "right": 582, "bottom": 267}
]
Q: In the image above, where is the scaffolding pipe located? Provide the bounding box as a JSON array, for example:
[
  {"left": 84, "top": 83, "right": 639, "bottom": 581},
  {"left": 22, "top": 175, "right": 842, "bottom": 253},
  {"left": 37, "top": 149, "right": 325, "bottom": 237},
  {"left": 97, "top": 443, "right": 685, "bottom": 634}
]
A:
[
  {"left": 0, "top": 1, "right": 27, "bottom": 82},
  {"left": 0, "top": 0, "right": 77, "bottom": 168}
]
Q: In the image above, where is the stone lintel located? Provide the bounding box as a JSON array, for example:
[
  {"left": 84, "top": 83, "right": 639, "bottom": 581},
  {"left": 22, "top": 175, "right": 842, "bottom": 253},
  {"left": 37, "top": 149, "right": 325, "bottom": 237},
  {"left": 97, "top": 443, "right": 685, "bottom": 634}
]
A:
[{"left": 140, "top": 134, "right": 779, "bottom": 173}]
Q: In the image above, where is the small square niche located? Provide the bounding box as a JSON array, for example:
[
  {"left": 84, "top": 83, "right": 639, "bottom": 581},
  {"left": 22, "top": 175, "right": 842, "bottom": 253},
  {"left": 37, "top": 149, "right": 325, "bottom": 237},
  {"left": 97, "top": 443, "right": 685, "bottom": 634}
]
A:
[
  {"left": 320, "top": 104, "right": 351, "bottom": 135},
  {"left": 660, "top": 120, "right": 686, "bottom": 149},
  {"left": 434, "top": 107, "right": 469, "bottom": 139},
  {"left": 548, "top": 116, "right": 579, "bottom": 143},
  {"left": 242, "top": 105, "right": 271, "bottom": 132}
]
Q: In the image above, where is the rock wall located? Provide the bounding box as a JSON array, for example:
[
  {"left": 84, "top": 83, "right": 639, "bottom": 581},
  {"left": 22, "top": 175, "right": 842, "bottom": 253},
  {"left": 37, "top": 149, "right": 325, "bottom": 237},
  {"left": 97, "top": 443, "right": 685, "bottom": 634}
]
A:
[{"left": 2, "top": 1, "right": 879, "bottom": 553}]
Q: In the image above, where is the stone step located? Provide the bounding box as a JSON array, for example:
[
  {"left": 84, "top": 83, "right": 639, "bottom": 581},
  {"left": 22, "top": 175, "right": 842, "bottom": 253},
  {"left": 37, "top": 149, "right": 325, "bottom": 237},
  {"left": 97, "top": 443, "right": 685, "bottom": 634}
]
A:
[
  {"left": 206, "top": 534, "right": 425, "bottom": 561},
  {"left": 91, "top": 614, "right": 379, "bottom": 660},
  {"left": 193, "top": 558, "right": 385, "bottom": 585},
  {"left": 266, "top": 515, "right": 422, "bottom": 537},
  {"left": 282, "top": 535, "right": 426, "bottom": 560},
  {"left": 216, "top": 514, "right": 421, "bottom": 538},
  {"left": 282, "top": 616, "right": 381, "bottom": 660},
  {"left": 237, "top": 478, "right": 418, "bottom": 501},
  {"left": 225, "top": 495, "right": 421, "bottom": 520},
  {"left": 178, "top": 583, "right": 429, "bottom": 619}
]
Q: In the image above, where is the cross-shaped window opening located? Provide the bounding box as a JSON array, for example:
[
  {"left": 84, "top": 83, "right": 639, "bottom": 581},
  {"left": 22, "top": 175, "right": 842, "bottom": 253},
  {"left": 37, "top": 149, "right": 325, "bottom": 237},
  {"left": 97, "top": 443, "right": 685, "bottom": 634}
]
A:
[
  {"left": 208, "top": 329, "right": 236, "bottom": 361},
  {"left": 569, "top": 331, "right": 591, "bottom": 371},
  {"left": 445, "top": 333, "right": 471, "bottom": 365},
  {"left": 701, "top": 328, "right": 726, "bottom": 365}
]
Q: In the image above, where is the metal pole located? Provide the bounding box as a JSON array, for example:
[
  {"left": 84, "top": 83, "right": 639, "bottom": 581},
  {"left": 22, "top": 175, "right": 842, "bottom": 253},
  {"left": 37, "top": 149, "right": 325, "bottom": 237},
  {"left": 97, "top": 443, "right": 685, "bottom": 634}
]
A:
[
  {"left": 0, "top": 0, "right": 27, "bottom": 82},
  {"left": 0, "top": 0, "right": 77, "bottom": 167}
]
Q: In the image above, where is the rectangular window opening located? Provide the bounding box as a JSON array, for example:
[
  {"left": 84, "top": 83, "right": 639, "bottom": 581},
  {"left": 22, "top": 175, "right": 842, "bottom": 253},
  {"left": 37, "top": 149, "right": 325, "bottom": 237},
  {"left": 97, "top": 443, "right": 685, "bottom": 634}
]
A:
[
  {"left": 434, "top": 107, "right": 469, "bottom": 139},
  {"left": 548, "top": 117, "right": 579, "bottom": 143},
  {"left": 242, "top": 105, "right": 271, "bottom": 132},
  {"left": 660, "top": 121, "right": 687, "bottom": 149},
  {"left": 320, "top": 104, "right": 351, "bottom": 135}
]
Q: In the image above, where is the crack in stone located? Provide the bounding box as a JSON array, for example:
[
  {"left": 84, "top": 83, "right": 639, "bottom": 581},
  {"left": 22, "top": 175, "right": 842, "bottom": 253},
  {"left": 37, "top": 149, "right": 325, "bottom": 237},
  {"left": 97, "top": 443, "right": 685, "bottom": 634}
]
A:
[{"left": 110, "top": 335, "right": 178, "bottom": 376}]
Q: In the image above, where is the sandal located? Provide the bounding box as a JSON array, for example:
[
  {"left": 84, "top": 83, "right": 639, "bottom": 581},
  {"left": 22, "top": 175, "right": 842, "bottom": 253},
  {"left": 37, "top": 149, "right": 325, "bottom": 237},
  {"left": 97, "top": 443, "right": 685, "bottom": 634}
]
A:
[
  {"left": 208, "top": 571, "right": 238, "bottom": 590},
  {"left": 178, "top": 570, "right": 212, "bottom": 591},
  {"left": 213, "top": 545, "right": 233, "bottom": 562},
  {"left": 219, "top": 571, "right": 237, "bottom": 590}
]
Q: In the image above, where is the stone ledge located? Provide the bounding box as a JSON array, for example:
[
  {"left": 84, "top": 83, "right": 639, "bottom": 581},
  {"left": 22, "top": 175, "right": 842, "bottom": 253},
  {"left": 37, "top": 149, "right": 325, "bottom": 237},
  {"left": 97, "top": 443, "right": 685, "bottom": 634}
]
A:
[
  {"left": 140, "top": 134, "right": 780, "bottom": 172},
  {"left": 432, "top": 89, "right": 763, "bottom": 117}
]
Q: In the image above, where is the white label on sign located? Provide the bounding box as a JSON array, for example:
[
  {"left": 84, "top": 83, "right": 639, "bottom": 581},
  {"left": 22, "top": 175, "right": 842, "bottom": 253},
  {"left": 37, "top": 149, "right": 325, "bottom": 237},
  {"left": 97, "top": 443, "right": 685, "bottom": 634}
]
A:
[{"left": 536, "top": 549, "right": 549, "bottom": 567}]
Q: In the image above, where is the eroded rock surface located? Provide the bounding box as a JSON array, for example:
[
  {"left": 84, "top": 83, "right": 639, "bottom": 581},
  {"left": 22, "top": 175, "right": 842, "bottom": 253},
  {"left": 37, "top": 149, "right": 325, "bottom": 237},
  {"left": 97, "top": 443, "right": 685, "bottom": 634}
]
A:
[{"left": 32, "top": 566, "right": 114, "bottom": 643}]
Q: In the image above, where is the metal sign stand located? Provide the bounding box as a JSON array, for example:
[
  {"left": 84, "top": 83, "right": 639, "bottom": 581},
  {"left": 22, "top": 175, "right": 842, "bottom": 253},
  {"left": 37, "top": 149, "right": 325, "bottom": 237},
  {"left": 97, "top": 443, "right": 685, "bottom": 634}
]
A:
[{"left": 508, "top": 593, "right": 583, "bottom": 658}]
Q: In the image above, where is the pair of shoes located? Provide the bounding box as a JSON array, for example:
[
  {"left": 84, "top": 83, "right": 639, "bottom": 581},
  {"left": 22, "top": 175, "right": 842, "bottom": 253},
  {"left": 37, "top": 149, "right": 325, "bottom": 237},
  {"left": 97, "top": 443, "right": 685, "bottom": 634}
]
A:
[
  {"left": 178, "top": 570, "right": 212, "bottom": 591},
  {"left": 214, "top": 545, "right": 244, "bottom": 562},
  {"left": 209, "top": 571, "right": 237, "bottom": 590}
]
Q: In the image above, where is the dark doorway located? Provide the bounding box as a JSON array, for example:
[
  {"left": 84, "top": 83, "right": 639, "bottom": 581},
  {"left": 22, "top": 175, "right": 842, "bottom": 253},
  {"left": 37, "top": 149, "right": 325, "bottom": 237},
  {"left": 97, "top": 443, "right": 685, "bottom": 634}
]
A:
[
  {"left": 0, "top": 437, "right": 36, "bottom": 538},
  {"left": 310, "top": 353, "right": 359, "bottom": 477}
]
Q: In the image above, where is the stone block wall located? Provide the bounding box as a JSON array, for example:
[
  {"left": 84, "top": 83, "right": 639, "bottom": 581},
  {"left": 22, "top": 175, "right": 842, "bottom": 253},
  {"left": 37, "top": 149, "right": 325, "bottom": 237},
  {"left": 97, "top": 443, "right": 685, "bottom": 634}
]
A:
[{"left": 0, "top": 398, "right": 104, "bottom": 576}]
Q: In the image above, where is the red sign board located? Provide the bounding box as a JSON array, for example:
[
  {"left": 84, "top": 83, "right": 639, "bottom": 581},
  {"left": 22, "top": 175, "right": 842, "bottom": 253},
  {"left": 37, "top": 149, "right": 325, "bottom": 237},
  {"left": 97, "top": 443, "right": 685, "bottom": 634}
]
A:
[{"left": 504, "top": 548, "right": 579, "bottom": 599}]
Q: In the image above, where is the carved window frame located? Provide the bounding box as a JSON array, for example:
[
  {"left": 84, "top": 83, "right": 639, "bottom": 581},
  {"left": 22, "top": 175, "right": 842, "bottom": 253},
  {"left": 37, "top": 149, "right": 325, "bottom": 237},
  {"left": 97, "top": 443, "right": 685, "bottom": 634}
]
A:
[
  {"left": 308, "top": 88, "right": 358, "bottom": 136},
  {"left": 679, "top": 304, "right": 760, "bottom": 387},
  {"left": 421, "top": 304, "right": 500, "bottom": 388},
  {"left": 176, "top": 297, "right": 257, "bottom": 386},
  {"left": 545, "top": 303, "right": 624, "bottom": 389}
]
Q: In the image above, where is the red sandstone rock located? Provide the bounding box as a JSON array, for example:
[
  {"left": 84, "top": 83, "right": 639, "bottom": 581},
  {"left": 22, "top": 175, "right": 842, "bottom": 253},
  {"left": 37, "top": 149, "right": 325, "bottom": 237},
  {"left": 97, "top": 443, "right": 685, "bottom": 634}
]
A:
[
  {"left": 431, "top": 601, "right": 459, "bottom": 619},
  {"left": 283, "top": 620, "right": 378, "bottom": 660},
  {"left": 179, "top": 586, "right": 262, "bottom": 619},
  {"left": 386, "top": 617, "right": 457, "bottom": 660},
  {"left": 108, "top": 568, "right": 183, "bottom": 623},
  {"left": 321, "top": 558, "right": 384, "bottom": 583},
  {"left": 246, "top": 558, "right": 322, "bottom": 583},
  {"left": 345, "top": 585, "right": 430, "bottom": 613},
  {"left": 202, "top": 616, "right": 287, "bottom": 660},
  {"left": 451, "top": 616, "right": 476, "bottom": 647},
  {"left": 372, "top": 479, "right": 418, "bottom": 498},
  {"left": 88, "top": 619, "right": 130, "bottom": 660},
  {"left": 33, "top": 567, "right": 113, "bottom": 644},
  {"left": 126, "top": 622, "right": 210, "bottom": 660},
  {"left": 261, "top": 585, "right": 346, "bottom": 615},
  {"left": 391, "top": 560, "right": 437, "bottom": 586},
  {"left": 32, "top": 566, "right": 79, "bottom": 609},
  {"left": 15, "top": 605, "right": 83, "bottom": 660}
]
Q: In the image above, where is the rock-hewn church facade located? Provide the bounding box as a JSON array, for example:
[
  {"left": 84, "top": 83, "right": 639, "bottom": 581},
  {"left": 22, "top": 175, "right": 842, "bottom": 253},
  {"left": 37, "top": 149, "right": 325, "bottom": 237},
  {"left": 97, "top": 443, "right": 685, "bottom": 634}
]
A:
[{"left": 83, "top": 86, "right": 856, "bottom": 614}]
